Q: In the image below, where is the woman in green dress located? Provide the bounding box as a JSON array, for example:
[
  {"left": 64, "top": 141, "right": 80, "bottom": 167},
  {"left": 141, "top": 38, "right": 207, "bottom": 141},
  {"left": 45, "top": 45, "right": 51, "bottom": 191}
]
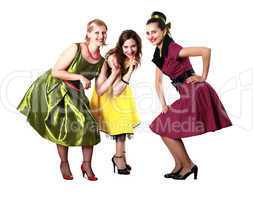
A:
[{"left": 17, "top": 19, "right": 119, "bottom": 181}]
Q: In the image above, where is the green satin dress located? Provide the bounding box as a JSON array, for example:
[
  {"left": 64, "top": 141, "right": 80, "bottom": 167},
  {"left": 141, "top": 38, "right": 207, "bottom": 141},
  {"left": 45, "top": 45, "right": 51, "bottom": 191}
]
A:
[{"left": 17, "top": 43, "right": 104, "bottom": 146}]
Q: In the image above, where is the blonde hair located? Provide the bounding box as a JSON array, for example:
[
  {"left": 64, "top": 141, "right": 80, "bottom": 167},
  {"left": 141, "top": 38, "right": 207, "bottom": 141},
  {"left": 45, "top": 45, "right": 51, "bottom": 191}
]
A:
[{"left": 85, "top": 19, "right": 108, "bottom": 45}]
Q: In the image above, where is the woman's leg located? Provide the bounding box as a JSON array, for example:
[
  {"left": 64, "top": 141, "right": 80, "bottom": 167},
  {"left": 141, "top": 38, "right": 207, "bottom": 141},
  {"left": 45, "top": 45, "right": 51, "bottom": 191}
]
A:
[
  {"left": 57, "top": 144, "right": 73, "bottom": 178},
  {"left": 113, "top": 134, "right": 127, "bottom": 169},
  {"left": 176, "top": 139, "right": 195, "bottom": 174},
  {"left": 81, "top": 145, "right": 96, "bottom": 177},
  {"left": 161, "top": 137, "right": 183, "bottom": 172},
  {"left": 161, "top": 137, "right": 194, "bottom": 174},
  {"left": 121, "top": 137, "right": 128, "bottom": 164}
]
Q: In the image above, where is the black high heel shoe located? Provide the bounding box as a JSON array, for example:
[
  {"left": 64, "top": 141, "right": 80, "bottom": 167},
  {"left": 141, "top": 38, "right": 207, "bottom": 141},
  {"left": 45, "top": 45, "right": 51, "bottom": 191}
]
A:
[
  {"left": 173, "top": 165, "right": 198, "bottom": 180},
  {"left": 123, "top": 151, "right": 131, "bottom": 171},
  {"left": 164, "top": 168, "right": 182, "bottom": 178},
  {"left": 112, "top": 155, "right": 130, "bottom": 175}
]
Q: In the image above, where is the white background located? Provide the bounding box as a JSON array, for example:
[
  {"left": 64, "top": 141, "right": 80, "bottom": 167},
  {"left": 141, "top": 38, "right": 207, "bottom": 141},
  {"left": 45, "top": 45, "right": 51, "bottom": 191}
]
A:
[{"left": 0, "top": 0, "right": 252, "bottom": 199}]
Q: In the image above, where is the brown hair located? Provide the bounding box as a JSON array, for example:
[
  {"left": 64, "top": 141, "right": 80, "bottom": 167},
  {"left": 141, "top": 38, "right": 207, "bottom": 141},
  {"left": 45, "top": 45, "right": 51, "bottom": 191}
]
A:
[
  {"left": 107, "top": 30, "right": 142, "bottom": 75},
  {"left": 85, "top": 19, "right": 108, "bottom": 45}
]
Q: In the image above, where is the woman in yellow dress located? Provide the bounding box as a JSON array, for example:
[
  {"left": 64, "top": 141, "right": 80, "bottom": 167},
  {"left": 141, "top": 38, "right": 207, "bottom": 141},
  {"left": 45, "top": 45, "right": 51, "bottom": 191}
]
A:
[{"left": 91, "top": 30, "right": 141, "bottom": 175}]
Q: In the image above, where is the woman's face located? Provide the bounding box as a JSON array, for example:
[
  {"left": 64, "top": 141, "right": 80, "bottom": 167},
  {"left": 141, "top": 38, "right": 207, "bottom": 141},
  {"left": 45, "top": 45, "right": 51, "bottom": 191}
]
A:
[
  {"left": 122, "top": 38, "right": 138, "bottom": 59},
  {"left": 146, "top": 23, "right": 165, "bottom": 46},
  {"left": 87, "top": 24, "right": 107, "bottom": 46}
]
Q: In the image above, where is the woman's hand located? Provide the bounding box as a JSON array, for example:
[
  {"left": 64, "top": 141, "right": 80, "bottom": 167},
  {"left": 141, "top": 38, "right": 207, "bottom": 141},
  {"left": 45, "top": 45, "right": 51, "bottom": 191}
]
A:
[
  {"left": 80, "top": 76, "right": 91, "bottom": 89},
  {"left": 111, "top": 66, "right": 120, "bottom": 76},
  {"left": 127, "top": 58, "right": 138, "bottom": 71},
  {"left": 162, "top": 105, "right": 169, "bottom": 114},
  {"left": 185, "top": 75, "right": 205, "bottom": 84},
  {"left": 107, "top": 55, "right": 121, "bottom": 76}
]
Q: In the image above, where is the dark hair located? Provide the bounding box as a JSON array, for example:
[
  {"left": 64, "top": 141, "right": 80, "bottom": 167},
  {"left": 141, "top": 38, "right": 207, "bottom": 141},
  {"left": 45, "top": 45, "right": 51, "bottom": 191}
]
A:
[
  {"left": 107, "top": 30, "right": 142, "bottom": 75},
  {"left": 146, "top": 11, "right": 171, "bottom": 33}
]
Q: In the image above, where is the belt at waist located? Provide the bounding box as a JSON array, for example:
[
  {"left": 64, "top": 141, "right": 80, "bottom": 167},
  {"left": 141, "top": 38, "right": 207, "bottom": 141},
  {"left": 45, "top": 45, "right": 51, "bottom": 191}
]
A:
[
  {"left": 63, "top": 80, "right": 83, "bottom": 92},
  {"left": 171, "top": 69, "right": 195, "bottom": 89}
]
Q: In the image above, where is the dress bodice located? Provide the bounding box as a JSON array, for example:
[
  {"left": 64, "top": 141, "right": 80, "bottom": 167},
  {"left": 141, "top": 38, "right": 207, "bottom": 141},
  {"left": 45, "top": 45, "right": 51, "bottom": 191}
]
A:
[
  {"left": 67, "top": 43, "right": 105, "bottom": 80},
  {"left": 152, "top": 35, "right": 193, "bottom": 80}
]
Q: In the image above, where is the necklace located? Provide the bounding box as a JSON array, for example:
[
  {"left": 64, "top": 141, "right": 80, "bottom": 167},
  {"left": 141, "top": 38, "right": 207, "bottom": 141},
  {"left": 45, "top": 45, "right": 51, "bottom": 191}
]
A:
[{"left": 87, "top": 45, "right": 100, "bottom": 60}]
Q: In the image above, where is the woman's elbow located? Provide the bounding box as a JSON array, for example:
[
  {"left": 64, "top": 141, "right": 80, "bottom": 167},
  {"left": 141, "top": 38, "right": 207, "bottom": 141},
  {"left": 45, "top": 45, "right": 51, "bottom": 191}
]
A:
[
  {"left": 51, "top": 69, "right": 58, "bottom": 78},
  {"left": 96, "top": 86, "right": 108, "bottom": 96},
  {"left": 112, "top": 91, "right": 120, "bottom": 97},
  {"left": 96, "top": 88, "right": 103, "bottom": 96},
  {"left": 97, "top": 91, "right": 105, "bottom": 96},
  {"left": 155, "top": 80, "right": 162, "bottom": 89},
  {"left": 51, "top": 69, "right": 56, "bottom": 78},
  {"left": 112, "top": 88, "right": 122, "bottom": 97},
  {"left": 203, "top": 47, "right": 211, "bottom": 56}
]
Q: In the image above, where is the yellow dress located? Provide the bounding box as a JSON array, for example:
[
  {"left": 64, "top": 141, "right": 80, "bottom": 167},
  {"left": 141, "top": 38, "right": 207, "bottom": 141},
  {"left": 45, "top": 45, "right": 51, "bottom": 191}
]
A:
[{"left": 90, "top": 85, "right": 140, "bottom": 137}]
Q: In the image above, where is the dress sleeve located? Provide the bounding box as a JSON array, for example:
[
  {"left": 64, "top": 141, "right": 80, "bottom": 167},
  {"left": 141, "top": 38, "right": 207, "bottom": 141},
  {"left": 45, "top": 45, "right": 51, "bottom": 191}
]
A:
[{"left": 169, "top": 42, "right": 183, "bottom": 61}]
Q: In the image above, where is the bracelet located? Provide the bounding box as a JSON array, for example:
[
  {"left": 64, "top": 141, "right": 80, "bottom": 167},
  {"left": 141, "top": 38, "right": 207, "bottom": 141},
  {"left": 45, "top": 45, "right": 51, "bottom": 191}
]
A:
[{"left": 121, "top": 78, "right": 129, "bottom": 85}]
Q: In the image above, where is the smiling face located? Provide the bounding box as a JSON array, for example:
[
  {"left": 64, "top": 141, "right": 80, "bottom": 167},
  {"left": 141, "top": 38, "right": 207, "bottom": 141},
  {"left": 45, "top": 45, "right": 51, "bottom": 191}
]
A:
[
  {"left": 146, "top": 22, "right": 166, "bottom": 46},
  {"left": 122, "top": 38, "right": 138, "bottom": 59},
  {"left": 86, "top": 23, "right": 107, "bottom": 47}
]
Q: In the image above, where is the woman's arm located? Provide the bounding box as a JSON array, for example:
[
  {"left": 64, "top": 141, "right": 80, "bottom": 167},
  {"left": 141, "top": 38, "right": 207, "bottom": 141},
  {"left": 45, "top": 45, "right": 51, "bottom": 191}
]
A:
[
  {"left": 155, "top": 67, "right": 168, "bottom": 113},
  {"left": 51, "top": 44, "right": 91, "bottom": 88},
  {"left": 179, "top": 47, "right": 211, "bottom": 83},
  {"left": 111, "top": 57, "right": 138, "bottom": 96},
  {"left": 95, "top": 57, "right": 120, "bottom": 96},
  {"left": 52, "top": 44, "right": 82, "bottom": 80},
  {"left": 111, "top": 65, "right": 134, "bottom": 96}
]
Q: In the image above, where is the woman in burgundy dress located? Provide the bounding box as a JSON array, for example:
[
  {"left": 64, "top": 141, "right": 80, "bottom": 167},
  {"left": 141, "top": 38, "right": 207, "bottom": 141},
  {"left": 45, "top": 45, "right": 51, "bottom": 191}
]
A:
[{"left": 146, "top": 11, "right": 232, "bottom": 180}]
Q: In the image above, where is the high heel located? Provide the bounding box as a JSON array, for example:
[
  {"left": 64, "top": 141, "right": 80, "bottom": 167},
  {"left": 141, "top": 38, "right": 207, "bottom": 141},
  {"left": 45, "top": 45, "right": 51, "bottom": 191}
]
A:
[
  {"left": 60, "top": 161, "right": 73, "bottom": 180},
  {"left": 125, "top": 163, "right": 131, "bottom": 171},
  {"left": 123, "top": 151, "right": 132, "bottom": 171},
  {"left": 164, "top": 168, "right": 182, "bottom": 178},
  {"left": 173, "top": 165, "right": 198, "bottom": 180},
  {"left": 112, "top": 155, "right": 130, "bottom": 175},
  {"left": 81, "top": 161, "right": 98, "bottom": 181}
]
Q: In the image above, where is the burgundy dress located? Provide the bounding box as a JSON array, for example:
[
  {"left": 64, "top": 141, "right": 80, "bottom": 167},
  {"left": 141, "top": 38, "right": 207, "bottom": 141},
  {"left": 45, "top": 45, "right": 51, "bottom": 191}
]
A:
[{"left": 149, "top": 35, "right": 232, "bottom": 139}]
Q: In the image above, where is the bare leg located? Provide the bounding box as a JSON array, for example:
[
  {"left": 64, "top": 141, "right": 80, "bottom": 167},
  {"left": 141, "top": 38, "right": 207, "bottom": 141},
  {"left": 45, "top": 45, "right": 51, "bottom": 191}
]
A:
[
  {"left": 56, "top": 144, "right": 73, "bottom": 178},
  {"left": 81, "top": 145, "right": 96, "bottom": 177},
  {"left": 161, "top": 137, "right": 194, "bottom": 174}
]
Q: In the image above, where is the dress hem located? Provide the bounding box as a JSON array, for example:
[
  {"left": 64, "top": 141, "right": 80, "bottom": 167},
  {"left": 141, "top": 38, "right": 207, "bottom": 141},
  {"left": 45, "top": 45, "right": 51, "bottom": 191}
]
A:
[
  {"left": 150, "top": 123, "right": 232, "bottom": 139},
  {"left": 98, "top": 122, "right": 141, "bottom": 136}
]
